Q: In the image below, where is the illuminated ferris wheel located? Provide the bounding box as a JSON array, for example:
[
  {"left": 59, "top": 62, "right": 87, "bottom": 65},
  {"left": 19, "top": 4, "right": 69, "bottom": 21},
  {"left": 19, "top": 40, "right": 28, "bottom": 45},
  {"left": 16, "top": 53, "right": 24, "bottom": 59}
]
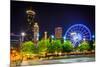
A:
[{"left": 64, "top": 24, "right": 92, "bottom": 47}]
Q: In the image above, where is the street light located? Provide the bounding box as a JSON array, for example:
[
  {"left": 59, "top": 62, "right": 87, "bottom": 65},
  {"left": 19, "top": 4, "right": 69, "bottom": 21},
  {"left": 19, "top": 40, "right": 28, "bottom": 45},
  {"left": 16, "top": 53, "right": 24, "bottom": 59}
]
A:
[
  {"left": 51, "top": 35, "right": 54, "bottom": 42},
  {"left": 92, "top": 35, "right": 95, "bottom": 38},
  {"left": 63, "top": 36, "right": 66, "bottom": 42},
  {"left": 21, "top": 32, "right": 26, "bottom": 42},
  {"left": 51, "top": 35, "right": 54, "bottom": 39},
  {"left": 21, "top": 32, "right": 25, "bottom": 36},
  {"left": 92, "top": 35, "right": 95, "bottom": 41},
  {"left": 83, "top": 38, "right": 86, "bottom": 41}
]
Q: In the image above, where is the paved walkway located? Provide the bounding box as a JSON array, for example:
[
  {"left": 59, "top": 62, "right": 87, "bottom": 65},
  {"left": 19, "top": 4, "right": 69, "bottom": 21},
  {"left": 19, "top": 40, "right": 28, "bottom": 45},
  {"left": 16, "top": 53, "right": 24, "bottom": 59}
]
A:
[{"left": 15, "top": 56, "right": 95, "bottom": 67}]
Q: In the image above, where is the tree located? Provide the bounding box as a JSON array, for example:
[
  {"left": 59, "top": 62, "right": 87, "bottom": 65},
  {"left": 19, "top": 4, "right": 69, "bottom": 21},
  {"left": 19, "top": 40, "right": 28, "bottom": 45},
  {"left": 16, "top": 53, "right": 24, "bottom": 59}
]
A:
[
  {"left": 20, "top": 41, "right": 38, "bottom": 54},
  {"left": 53, "top": 40, "right": 62, "bottom": 53},
  {"left": 38, "top": 39, "right": 50, "bottom": 54},
  {"left": 47, "top": 40, "right": 62, "bottom": 53},
  {"left": 62, "top": 40, "right": 74, "bottom": 52},
  {"left": 93, "top": 42, "right": 95, "bottom": 50},
  {"left": 47, "top": 44, "right": 55, "bottom": 53},
  {"left": 20, "top": 41, "right": 34, "bottom": 55},
  {"left": 88, "top": 40, "right": 95, "bottom": 50},
  {"left": 78, "top": 41, "right": 90, "bottom": 51}
]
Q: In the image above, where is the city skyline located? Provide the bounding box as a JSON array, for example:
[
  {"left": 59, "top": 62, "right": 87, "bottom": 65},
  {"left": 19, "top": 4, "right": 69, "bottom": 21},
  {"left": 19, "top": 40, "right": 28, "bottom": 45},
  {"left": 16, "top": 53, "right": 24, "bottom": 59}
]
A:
[{"left": 11, "top": 1, "right": 95, "bottom": 37}]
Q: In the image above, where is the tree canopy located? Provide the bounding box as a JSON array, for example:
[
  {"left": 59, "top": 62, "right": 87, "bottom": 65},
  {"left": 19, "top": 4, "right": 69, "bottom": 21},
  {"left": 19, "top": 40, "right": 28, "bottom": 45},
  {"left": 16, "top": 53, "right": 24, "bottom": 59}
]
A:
[
  {"left": 20, "top": 41, "right": 35, "bottom": 54},
  {"left": 62, "top": 40, "right": 74, "bottom": 52},
  {"left": 78, "top": 41, "right": 90, "bottom": 51}
]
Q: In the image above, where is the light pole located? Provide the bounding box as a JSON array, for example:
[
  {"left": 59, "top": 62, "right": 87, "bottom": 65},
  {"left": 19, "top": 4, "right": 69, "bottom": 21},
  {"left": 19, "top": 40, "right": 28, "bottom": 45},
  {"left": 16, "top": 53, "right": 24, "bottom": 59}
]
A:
[
  {"left": 19, "top": 32, "right": 26, "bottom": 61},
  {"left": 21, "top": 32, "right": 26, "bottom": 42},
  {"left": 51, "top": 35, "right": 54, "bottom": 42},
  {"left": 63, "top": 36, "right": 66, "bottom": 42},
  {"left": 92, "top": 35, "right": 95, "bottom": 42},
  {"left": 51, "top": 35, "right": 54, "bottom": 39},
  {"left": 20, "top": 32, "right": 26, "bottom": 50}
]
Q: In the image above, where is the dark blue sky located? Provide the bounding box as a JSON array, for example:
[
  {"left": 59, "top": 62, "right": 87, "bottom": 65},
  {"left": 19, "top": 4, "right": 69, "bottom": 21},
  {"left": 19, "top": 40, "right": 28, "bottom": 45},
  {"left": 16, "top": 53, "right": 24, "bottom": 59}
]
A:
[{"left": 11, "top": 1, "right": 95, "bottom": 37}]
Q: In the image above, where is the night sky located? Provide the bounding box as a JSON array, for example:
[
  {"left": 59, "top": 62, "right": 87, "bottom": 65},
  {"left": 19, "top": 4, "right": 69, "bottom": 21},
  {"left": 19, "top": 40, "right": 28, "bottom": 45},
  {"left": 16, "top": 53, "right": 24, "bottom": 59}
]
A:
[{"left": 11, "top": 1, "right": 95, "bottom": 37}]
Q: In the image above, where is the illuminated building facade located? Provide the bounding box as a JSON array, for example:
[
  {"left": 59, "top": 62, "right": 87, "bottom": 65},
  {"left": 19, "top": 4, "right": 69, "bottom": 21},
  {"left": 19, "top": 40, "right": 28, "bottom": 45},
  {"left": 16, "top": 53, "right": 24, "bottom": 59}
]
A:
[
  {"left": 44, "top": 31, "right": 47, "bottom": 40},
  {"left": 33, "top": 23, "right": 39, "bottom": 46},
  {"left": 26, "top": 7, "right": 36, "bottom": 26},
  {"left": 55, "top": 27, "right": 62, "bottom": 39}
]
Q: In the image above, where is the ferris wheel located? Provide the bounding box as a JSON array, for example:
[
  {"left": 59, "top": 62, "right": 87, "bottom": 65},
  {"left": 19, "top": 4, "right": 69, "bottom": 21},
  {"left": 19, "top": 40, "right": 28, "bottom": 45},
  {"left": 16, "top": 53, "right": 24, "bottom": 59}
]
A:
[{"left": 64, "top": 24, "right": 92, "bottom": 47}]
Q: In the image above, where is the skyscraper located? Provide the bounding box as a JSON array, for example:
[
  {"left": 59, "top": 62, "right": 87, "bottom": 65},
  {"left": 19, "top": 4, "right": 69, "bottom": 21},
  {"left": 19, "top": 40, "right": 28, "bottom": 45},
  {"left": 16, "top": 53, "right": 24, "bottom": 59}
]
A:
[
  {"left": 26, "top": 7, "right": 36, "bottom": 26},
  {"left": 44, "top": 31, "right": 47, "bottom": 40},
  {"left": 33, "top": 23, "right": 39, "bottom": 46},
  {"left": 26, "top": 7, "right": 36, "bottom": 41},
  {"left": 55, "top": 27, "right": 62, "bottom": 39}
]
